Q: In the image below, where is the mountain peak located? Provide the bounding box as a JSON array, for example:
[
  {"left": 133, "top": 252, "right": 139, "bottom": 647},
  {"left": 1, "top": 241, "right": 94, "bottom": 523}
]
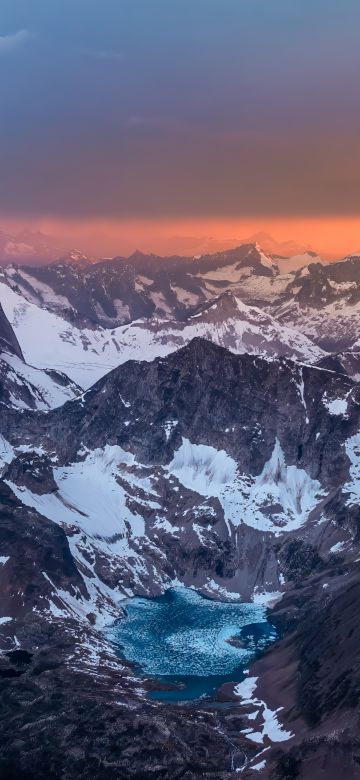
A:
[{"left": 57, "top": 249, "right": 94, "bottom": 267}]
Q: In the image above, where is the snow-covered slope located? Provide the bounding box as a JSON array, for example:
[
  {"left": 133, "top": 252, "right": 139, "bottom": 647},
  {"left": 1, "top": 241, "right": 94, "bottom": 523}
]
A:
[
  {"left": 0, "top": 352, "right": 80, "bottom": 410},
  {"left": 0, "top": 297, "right": 80, "bottom": 409},
  {"left": 275, "top": 298, "right": 360, "bottom": 353},
  {"left": 273, "top": 251, "right": 323, "bottom": 274},
  {"left": 0, "top": 283, "right": 325, "bottom": 388},
  {"left": 1, "top": 242, "right": 359, "bottom": 382}
]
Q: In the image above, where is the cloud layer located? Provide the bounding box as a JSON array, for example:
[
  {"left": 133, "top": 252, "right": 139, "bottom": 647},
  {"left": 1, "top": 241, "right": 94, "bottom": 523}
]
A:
[{"left": 0, "top": 0, "right": 359, "bottom": 224}]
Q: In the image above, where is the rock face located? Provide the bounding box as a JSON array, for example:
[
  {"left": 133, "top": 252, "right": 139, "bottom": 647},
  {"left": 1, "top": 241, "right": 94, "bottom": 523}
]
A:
[
  {"left": 249, "top": 562, "right": 360, "bottom": 779},
  {"left": 0, "top": 332, "right": 359, "bottom": 777},
  {"left": 0, "top": 303, "right": 23, "bottom": 360},
  {"left": 0, "top": 482, "right": 87, "bottom": 621}
]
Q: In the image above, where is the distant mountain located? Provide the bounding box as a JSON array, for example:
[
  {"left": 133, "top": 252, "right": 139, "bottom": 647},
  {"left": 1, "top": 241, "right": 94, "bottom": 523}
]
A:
[
  {"left": 245, "top": 231, "right": 314, "bottom": 257},
  {"left": 1, "top": 243, "right": 359, "bottom": 379},
  {"left": 0, "top": 244, "right": 332, "bottom": 390},
  {"left": 151, "top": 231, "right": 317, "bottom": 262},
  {"left": 0, "top": 229, "right": 93, "bottom": 267},
  {"left": 0, "top": 229, "right": 65, "bottom": 265},
  {"left": 0, "top": 242, "right": 279, "bottom": 327},
  {"left": 56, "top": 249, "right": 97, "bottom": 267}
]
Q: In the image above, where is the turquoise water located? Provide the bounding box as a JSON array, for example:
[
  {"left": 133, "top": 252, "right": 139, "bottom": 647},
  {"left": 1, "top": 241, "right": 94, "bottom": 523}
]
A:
[{"left": 107, "top": 588, "right": 277, "bottom": 702}]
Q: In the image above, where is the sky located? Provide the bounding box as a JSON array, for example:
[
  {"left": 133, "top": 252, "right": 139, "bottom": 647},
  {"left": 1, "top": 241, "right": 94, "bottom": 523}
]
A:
[{"left": 0, "top": 0, "right": 360, "bottom": 256}]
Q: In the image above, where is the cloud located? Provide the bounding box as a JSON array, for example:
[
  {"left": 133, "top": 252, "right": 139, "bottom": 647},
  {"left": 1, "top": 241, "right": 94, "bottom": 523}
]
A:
[{"left": 0, "top": 29, "right": 33, "bottom": 53}]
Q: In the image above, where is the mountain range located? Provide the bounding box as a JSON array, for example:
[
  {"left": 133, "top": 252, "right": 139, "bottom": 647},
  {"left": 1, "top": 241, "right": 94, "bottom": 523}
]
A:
[
  {"left": 0, "top": 228, "right": 320, "bottom": 267},
  {"left": 0, "top": 240, "right": 359, "bottom": 779},
  {"left": 0, "top": 242, "right": 359, "bottom": 386}
]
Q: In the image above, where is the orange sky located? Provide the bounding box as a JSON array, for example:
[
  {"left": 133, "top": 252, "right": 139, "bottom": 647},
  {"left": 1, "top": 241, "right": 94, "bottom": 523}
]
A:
[
  {"left": 2, "top": 4, "right": 360, "bottom": 261},
  {"left": 2, "top": 216, "right": 360, "bottom": 260}
]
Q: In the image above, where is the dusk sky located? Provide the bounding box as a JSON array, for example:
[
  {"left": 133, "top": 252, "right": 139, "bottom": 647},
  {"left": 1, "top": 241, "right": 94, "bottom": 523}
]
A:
[{"left": 1, "top": 0, "right": 360, "bottom": 255}]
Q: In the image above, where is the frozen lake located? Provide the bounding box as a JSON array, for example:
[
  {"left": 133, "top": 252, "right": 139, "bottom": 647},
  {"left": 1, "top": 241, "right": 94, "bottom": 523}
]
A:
[{"left": 107, "top": 588, "right": 277, "bottom": 702}]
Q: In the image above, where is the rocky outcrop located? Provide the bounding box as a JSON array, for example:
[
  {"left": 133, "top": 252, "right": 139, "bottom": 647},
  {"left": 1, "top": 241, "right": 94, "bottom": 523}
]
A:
[{"left": 0, "top": 303, "right": 23, "bottom": 360}]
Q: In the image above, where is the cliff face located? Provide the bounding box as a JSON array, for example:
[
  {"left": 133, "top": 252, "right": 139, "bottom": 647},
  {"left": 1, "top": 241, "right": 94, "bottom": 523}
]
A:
[{"left": 0, "top": 303, "right": 24, "bottom": 360}]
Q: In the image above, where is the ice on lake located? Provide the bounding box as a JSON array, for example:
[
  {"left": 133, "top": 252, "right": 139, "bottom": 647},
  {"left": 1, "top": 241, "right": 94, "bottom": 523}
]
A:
[{"left": 106, "top": 588, "right": 277, "bottom": 702}]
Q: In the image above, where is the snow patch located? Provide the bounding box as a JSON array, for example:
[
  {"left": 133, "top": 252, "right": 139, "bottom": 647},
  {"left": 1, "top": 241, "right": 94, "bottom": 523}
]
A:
[
  {"left": 330, "top": 542, "right": 345, "bottom": 553},
  {"left": 0, "top": 435, "right": 14, "bottom": 471},
  {"left": 252, "top": 589, "right": 283, "bottom": 607},
  {"left": 234, "top": 676, "right": 293, "bottom": 744},
  {"left": 323, "top": 397, "right": 348, "bottom": 416},
  {"left": 163, "top": 420, "right": 178, "bottom": 441},
  {"left": 1, "top": 352, "right": 78, "bottom": 410},
  {"left": 344, "top": 433, "right": 360, "bottom": 504},
  {"left": 8, "top": 446, "right": 146, "bottom": 540}
]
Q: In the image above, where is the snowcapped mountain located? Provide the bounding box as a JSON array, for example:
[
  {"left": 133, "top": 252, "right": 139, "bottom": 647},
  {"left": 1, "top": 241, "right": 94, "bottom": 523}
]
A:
[
  {"left": 1, "top": 241, "right": 358, "bottom": 337},
  {"left": 0, "top": 242, "right": 280, "bottom": 327},
  {"left": 1, "top": 243, "right": 360, "bottom": 780},
  {"left": 153, "top": 231, "right": 319, "bottom": 267},
  {"left": 0, "top": 279, "right": 325, "bottom": 389},
  {"left": 1, "top": 241, "right": 359, "bottom": 389},
  {"left": 272, "top": 258, "right": 360, "bottom": 352},
  {"left": 56, "top": 249, "right": 95, "bottom": 267},
  {"left": 1, "top": 339, "right": 358, "bottom": 608}
]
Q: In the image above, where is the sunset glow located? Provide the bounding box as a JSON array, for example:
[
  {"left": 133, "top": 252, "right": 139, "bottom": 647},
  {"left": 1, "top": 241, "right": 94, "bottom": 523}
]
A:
[
  {"left": 1, "top": 0, "right": 359, "bottom": 258},
  {"left": 1, "top": 216, "right": 359, "bottom": 260}
]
